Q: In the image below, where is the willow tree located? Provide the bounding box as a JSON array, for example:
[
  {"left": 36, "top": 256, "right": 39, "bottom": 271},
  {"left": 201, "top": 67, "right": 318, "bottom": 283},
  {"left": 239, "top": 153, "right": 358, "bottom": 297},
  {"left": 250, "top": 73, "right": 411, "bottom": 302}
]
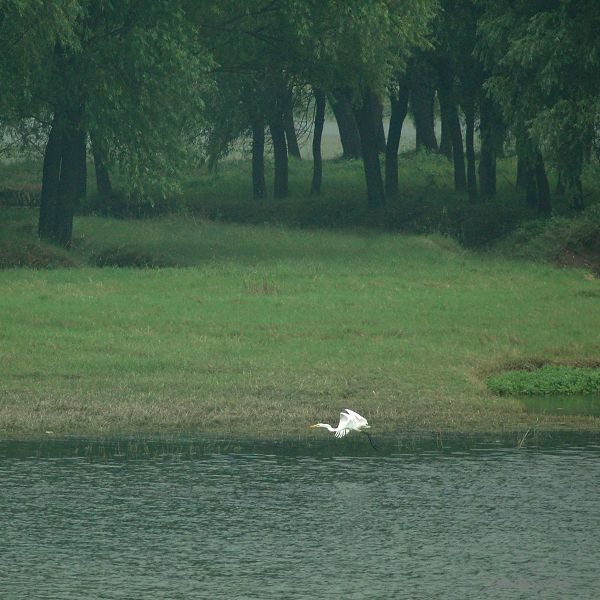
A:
[
  {"left": 2, "top": 0, "right": 209, "bottom": 247},
  {"left": 0, "top": 1, "right": 80, "bottom": 147},
  {"left": 479, "top": 0, "right": 600, "bottom": 212},
  {"left": 292, "top": 0, "right": 438, "bottom": 211},
  {"left": 194, "top": 0, "right": 308, "bottom": 200}
]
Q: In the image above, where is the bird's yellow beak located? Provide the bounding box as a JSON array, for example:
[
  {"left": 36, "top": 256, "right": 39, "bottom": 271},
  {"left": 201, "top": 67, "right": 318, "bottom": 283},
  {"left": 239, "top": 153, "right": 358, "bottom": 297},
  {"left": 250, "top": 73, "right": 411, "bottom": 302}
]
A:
[{"left": 309, "top": 424, "right": 318, "bottom": 428}]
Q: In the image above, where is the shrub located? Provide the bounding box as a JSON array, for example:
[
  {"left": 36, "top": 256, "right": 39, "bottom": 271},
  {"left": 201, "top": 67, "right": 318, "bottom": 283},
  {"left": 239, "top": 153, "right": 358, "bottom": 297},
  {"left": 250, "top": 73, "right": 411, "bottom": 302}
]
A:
[
  {"left": 0, "top": 239, "right": 78, "bottom": 269},
  {"left": 91, "top": 246, "right": 178, "bottom": 268},
  {"left": 487, "top": 365, "right": 600, "bottom": 396},
  {"left": 498, "top": 204, "right": 600, "bottom": 272}
]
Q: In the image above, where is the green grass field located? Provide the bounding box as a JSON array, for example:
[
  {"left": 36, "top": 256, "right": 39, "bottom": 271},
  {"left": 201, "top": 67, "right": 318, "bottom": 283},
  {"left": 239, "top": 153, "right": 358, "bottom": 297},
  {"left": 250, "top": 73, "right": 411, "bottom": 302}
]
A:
[{"left": 1, "top": 206, "right": 599, "bottom": 439}]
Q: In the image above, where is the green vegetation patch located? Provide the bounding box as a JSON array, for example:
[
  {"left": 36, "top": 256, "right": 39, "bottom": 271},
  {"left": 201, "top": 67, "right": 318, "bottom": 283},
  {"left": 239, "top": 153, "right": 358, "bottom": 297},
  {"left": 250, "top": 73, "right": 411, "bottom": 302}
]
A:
[
  {"left": 92, "top": 246, "right": 179, "bottom": 268},
  {"left": 497, "top": 204, "right": 600, "bottom": 274},
  {"left": 0, "top": 219, "right": 79, "bottom": 269},
  {"left": 488, "top": 365, "right": 600, "bottom": 396}
]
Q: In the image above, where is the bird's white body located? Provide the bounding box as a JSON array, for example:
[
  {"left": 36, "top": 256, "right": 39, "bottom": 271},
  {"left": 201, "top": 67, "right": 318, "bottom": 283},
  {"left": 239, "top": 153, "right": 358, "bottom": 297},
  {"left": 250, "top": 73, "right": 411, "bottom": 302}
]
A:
[{"left": 311, "top": 408, "right": 370, "bottom": 438}]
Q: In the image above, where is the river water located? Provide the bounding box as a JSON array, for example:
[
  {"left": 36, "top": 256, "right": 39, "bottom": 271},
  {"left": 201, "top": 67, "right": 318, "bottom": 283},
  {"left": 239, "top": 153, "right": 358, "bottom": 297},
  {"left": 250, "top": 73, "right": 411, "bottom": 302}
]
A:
[{"left": 1, "top": 434, "right": 599, "bottom": 599}]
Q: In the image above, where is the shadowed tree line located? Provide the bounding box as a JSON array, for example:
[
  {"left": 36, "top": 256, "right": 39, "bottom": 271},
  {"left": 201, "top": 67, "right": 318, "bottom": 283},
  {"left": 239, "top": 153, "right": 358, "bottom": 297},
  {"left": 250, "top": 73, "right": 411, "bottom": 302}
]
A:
[{"left": 0, "top": 0, "right": 598, "bottom": 247}]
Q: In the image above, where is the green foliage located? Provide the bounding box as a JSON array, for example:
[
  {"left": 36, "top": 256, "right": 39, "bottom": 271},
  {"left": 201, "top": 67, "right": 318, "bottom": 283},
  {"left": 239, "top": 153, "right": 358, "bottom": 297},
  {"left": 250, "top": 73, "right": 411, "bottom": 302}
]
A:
[
  {"left": 479, "top": 0, "right": 600, "bottom": 184},
  {"left": 0, "top": 0, "right": 81, "bottom": 119},
  {"left": 292, "top": 0, "right": 439, "bottom": 93},
  {"left": 488, "top": 366, "right": 600, "bottom": 396},
  {"left": 498, "top": 203, "right": 600, "bottom": 273},
  {"left": 1, "top": 1, "right": 211, "bottom": 195}
]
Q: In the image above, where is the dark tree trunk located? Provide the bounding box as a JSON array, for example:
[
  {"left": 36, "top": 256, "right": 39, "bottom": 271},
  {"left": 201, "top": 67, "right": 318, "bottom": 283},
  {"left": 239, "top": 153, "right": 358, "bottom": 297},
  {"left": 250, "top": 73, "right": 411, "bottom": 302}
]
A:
[
  {"left": 330, "top": 91, "right": 362, "bottom": 159},
  {"left": 38, "top": 112, "right": 64, "bottom": 240},
  {"left": 571, "top": 175, "right": 584, "bottom": 210},
  {"left": 353, "top": 88, "right": 386, "bottom": 211},
  {"left": 438, "top": 107, "right": 452, "bottom": 159},
  {"left": 75, "top": 129, "right": 87, "bottom": 202},
  {"left": 524, "top": 166, "right": 538, "bottom": 208},
  {"left": 53, "top": 109, "right": 86, "bottom": 247},
  {"left": 478, "top": 142, "right": 496, "bottom": 200},
  {"left": 464, "top": 101, "right": 477, "bottom": 201},
  {"left": 90, "top": 131, "right": 112, "bottom": 198},
  {"left": 371, "top": 92, "right": 386, "bottom": 153},
  {"left": 311, "top": 88, "right": 326, "bottom": 195},
  {"left": 534, "top": 152, "right": 551, "bottom": 215},
  {"left": 516, "top": 155, "right": 527, "bottom": 190},
  {"left": 450, "top": 119, "right": 466, "bottom": 193},
  {"left": 478, "top": 97, "right": 497, "bottom": 200},
  {"left": 385, "top": 80, "right": 410, "bottom": 197},
  {"left": 283, "top": 88, "right": 301, "bottom": 159},
  {"left": 269, "top": 113, "right": 288, "bottom": 199},
  {"left": 39, "top": 104, "right": 86, "bottom": 247},
  {"left": 411, "top": 74, "right": 438, "bottom": 152},
  {"left": 437, "top": 61, "right": 466, "bottom": 192},
  {"left": 251, "top": 115, "right": 266, "bottom": 200}
]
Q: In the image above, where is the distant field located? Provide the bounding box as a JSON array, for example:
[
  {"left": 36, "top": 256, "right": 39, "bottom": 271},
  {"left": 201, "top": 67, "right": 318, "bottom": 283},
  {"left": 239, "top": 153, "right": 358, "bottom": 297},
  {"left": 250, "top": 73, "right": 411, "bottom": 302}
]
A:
[{"left": 1, "top": 211, "right": 598, "bottom": 439}]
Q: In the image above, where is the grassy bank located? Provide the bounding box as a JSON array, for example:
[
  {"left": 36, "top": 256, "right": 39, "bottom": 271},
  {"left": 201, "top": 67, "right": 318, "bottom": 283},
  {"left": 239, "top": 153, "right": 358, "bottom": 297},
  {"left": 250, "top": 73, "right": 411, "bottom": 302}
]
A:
[{"left": 1, "top": 209, "right": 599, "bottom": 438}]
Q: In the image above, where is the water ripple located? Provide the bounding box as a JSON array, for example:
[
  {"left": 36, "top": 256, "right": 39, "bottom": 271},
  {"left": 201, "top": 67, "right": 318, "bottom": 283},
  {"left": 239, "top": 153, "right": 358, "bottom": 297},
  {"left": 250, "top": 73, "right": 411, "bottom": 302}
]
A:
[{"left": 1, "top": 439, "right": 599, "bottom": 599}]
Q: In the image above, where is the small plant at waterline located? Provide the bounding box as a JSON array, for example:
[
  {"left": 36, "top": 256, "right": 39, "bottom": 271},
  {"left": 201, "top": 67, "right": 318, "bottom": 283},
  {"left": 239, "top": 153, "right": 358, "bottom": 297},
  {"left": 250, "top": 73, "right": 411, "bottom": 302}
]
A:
[{"left": 487, "top": 365, "right": 600, "bottom": 396}]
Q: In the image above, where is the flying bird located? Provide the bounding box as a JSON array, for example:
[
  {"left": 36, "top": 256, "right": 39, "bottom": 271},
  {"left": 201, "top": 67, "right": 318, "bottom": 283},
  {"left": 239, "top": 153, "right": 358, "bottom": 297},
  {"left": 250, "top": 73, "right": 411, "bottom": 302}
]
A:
[{"left": 310, "top": 409, "right": 377, "bottom": 449}]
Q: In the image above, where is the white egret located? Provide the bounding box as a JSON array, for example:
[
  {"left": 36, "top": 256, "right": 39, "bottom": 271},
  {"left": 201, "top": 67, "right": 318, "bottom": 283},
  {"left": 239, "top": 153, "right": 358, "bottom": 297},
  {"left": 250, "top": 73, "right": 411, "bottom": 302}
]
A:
[{"left": 310, "top": 409, "right": 377, "bottom": 449}]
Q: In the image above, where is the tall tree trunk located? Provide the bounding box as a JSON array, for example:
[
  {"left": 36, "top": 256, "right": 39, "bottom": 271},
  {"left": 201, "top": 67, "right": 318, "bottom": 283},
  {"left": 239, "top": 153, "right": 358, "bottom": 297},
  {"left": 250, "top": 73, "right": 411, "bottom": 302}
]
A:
[
  {"left": 450, "top": 118, "right": 466, "bottom": 193},
  {"left": 411, "top": 74, "right": 438, "bottom": 152},
  {"left": 90, "top": 131, "right": 112, "bottom": 198},
  {"left": 524, "top": 165, "right": 538, "bottom": 208},
  {"left": 283, "top": 88, "right": 301, "bottom": 159},
  {"left": 269, "top": 112, "right": 288, "bottom": 199},
  {"left": 75, "top": 129, "right": 87, "bottom": 202},
  {"left": 534, "top": 152, "right": 551, "bottom": 215},
  {"left": 478, "top": 97, "right": 497, "bottom": 200},
  {"left": 330, "top": 91, "right": 362, "bottom": 159},
  {"left": 385, "top": 80, "right": 410, "bottom": 197},
  {"left": 571, "top": 175, "right": 584, "bottom": 210},
  {"left": 39, "top": 104, "right": 86, "bottom": 247},
  {"left": 438, "top": 107, "right": 452, "bottom": 159},
  {"left": 464, "top": 101, "right": 477, "bottom": 201},
  {"left": 516, "top": 136, "right": 537, "bottom": 208},
  {"left": 251, "top": 115, "right": 266, "bottom": 200},
  {"left": 371, "top": 92, "right": 386, "bottom": 153},
  {"left": 353, "top": 88, "right": 386, "bottom": 211},
  {"left": 516, "top": 155, "right": 527, "bottom": 190},
  {"left": 38, "top": 112, "right": 64, "bottom": 240},
  {"left": 54, "top": 107, "right": 86, "bottom": 247},
  {"left": 437, "top": 61, "right": 466, "bottom": 192},
  {"left": 311, "top": 88, "right": 326, "bottom": 195}
]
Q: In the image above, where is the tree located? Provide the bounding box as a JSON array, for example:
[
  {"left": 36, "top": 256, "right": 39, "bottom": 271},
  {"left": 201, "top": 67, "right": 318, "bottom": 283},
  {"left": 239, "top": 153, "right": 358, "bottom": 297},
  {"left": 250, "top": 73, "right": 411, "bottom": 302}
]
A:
[
  {"left": 409, "top": 52, "right": 438, "bottom": 153},
  {"left": 385, "top": 73, "right": 410, "bottom": 197},
  {"left": 479, "top": 0, "right": 600, "bottom": 212},
  {"left": 294, "top": 0, "right": 438, "bottom": 211},
  {"left": 329, "top": 91, "right": 362, "bottom": 159},
  {"left": 310, "top": 88, "right": 326, "bottom": 195},
  {"left": 2, "top": 1, "right": 209, "bottom": 246}
]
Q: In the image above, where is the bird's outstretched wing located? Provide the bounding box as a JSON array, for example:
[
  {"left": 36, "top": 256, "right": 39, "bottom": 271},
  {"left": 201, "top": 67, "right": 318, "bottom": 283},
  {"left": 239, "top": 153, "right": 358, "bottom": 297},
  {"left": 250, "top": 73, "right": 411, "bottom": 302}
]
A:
[
  {"left": 344, "top": 408, "right": 368, "bottom": 427},
  {"left": 335, "top": 411, "right": 351, "bottom": 438}
]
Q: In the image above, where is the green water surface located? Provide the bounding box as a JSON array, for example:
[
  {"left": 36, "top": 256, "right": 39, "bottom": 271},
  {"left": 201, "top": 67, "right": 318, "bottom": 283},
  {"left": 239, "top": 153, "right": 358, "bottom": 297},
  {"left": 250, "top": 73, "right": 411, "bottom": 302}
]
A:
[{"left": 1, "top": 435, "right": 599, "bottom": 599}]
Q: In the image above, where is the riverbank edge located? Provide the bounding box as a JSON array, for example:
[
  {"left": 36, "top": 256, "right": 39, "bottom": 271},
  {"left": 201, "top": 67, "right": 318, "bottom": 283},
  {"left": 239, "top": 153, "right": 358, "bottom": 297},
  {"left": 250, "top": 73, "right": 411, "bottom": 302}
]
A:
[{"left": 2, "top": 424, "right": 600, "bottom": 456}]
